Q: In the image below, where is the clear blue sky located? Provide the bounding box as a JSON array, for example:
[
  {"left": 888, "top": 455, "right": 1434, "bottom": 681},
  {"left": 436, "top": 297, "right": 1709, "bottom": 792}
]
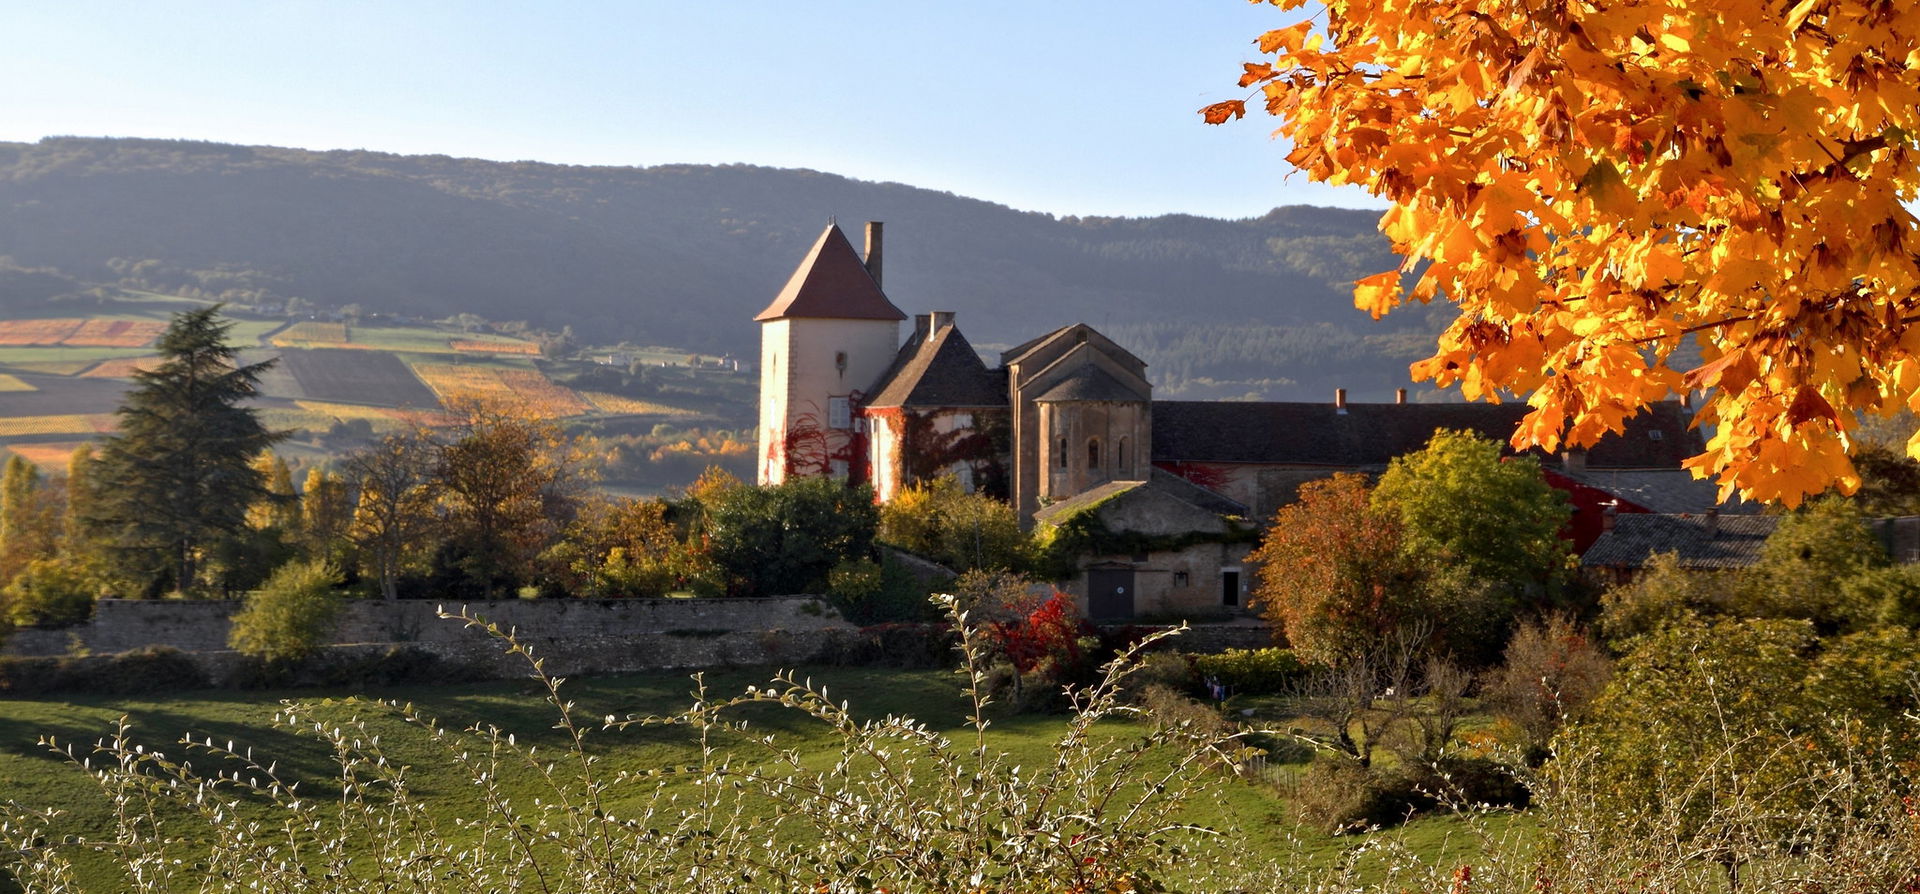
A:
[{"left": 1, "top": 1, "right": 1375, "bottom": 219}]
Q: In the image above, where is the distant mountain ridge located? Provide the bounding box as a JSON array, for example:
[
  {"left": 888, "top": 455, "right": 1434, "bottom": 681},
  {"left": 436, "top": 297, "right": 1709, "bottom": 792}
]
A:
[{"left": 0, "top": 137, "right": 1444, "bottom": 400}]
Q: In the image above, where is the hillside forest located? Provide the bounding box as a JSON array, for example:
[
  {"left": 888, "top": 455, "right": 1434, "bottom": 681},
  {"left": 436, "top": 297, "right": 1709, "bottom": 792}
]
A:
[{"left": 0, "top": 137, "right": 1446, "bottom": 403}]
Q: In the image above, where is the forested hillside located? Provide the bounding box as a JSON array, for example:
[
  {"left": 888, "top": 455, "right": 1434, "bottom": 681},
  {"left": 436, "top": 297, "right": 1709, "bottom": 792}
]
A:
[{"left": 0, "top": 137, "right": 1444, "bottom": 400}]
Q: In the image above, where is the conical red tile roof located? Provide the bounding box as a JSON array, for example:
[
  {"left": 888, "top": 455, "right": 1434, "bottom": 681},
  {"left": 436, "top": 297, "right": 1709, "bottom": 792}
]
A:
[{"left": 753, "top": 223, "right": 907, "bottom": 322}]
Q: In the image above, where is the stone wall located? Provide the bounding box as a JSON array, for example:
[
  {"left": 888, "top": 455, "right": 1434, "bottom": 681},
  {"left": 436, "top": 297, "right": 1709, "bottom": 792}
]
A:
[
  {"left": 2, "top": 596, "right": 850, "bottom": 658},
  {"left": 1, "top": 595, "right": 1273, "bottom": 695}
]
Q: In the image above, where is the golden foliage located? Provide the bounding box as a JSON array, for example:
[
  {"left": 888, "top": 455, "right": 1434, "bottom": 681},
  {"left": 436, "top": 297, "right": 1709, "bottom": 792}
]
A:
[{"left": 1217, "top": 0, "right": 1920, "bottom": 505}]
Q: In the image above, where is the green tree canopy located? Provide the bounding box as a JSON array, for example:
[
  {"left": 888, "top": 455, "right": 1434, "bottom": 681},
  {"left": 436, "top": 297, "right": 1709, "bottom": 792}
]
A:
[
  {"left": 705, "top": 477, "right": 879, "bottom": 598},
  {"left": 1372, "top": 429, "right": 1572, "bottom": 592},
  {"left": 877, "top": 476, "right": 1027, "bottom": 574},
  {"left": 89, "top": 305, "right": 284, "bottom": 594}
]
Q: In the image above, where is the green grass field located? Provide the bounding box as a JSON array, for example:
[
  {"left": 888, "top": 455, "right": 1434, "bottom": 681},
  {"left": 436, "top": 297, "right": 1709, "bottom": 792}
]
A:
[{"left": 0, "top": 664, "right": 1521, "bottom": 890}]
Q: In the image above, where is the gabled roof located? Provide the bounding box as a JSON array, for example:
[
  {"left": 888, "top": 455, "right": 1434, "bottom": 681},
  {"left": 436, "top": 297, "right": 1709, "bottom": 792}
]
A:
[
  {"left": 1000, "top": 323, "right": 1147, "bottom": 372},
  {"left": 1032, "top": 467, "right": 1248, "bottom": 534},
  {"left": 1580, "top": 513, "right": 1779, "bottom": 569},
  {"left": 1033, "top": 365, "right": 1145, "bottom": 403},
  {"left": 865, "top": 323, "right": 1007, "bottom": 409},
  {"left": 753, "top": 223, "right": 907, "bottom": 322},
  {"left": 1150, "top": 400, "right": 1701, "bottom": 469}
]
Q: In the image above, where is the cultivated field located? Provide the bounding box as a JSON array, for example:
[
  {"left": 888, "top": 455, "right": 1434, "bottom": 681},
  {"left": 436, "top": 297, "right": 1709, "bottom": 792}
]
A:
[
  {"left": 272, "top": 323, "right": 541, "bottom": 356},
  {"left": 581, "top": 390, "right": 697, "bottom": 416},
  {"left": 78, "top": 356, "right": 161, "bottom": 378},
  {"left": 277, "top": 348, "right": 442, "bottom": 408},
  {"left": 3, "top": 441, "right": 84, "bottom": 469},
  {"left": 413, "top": 362, "right": 593, "bottom": 417},
  {"left": 0, "top": 375, "right": 132, "bottom": 417},
  {"left": 450, "top": 339, "right": 542, "bottom": 355},
  {"left": 0, "top": 318, "right": 166, "bottom": 348}
]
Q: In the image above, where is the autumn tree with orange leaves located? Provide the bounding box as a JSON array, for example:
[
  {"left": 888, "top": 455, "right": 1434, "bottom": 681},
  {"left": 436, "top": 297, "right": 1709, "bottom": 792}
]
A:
[
  {"left": 1209, "top": 0, "right": 1920, "bottom": 506},
  {"left": 1249, "top": 473, "right": 1426, "bottom": 663}
]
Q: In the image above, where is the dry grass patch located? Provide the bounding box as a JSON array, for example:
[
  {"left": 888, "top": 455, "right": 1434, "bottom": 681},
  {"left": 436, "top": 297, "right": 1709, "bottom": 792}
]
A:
[{"left": 0, "top": 414, "right": 116, "bottom": 436}]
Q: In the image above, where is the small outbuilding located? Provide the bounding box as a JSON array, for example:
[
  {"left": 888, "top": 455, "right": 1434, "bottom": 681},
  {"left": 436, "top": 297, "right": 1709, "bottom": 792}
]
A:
[{"left": 1033, "top": 469, "right": 1257, "bottom": 621}]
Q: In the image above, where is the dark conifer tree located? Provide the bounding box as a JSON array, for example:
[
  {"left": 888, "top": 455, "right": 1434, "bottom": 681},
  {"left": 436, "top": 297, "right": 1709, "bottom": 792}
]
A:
[{"left": 90, "top": 306, "right": 285, "bottom": 593}]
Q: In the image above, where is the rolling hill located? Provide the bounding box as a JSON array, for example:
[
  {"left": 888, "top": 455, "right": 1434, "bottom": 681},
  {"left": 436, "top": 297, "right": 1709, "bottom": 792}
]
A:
[{"left": 0, "top": 136, "right": 1447, "bottom": 400}]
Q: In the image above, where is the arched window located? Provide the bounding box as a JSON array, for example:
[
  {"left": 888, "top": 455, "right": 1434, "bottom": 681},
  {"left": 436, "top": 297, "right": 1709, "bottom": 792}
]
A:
[
  {"left": 1057, "top": 437, "right": 1068, "bottom": 468},
  {"left": 1088, "top": 438, "right": 1102, "bottom": 470},
  {"left": 1117, "top": 437, "right": 1129, "bottom": 472}
]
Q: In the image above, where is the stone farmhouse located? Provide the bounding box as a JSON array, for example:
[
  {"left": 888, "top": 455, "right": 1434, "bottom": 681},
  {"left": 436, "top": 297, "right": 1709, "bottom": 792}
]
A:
[{"left": 756, "top": 222, "right": 1707, "bottom": 620}]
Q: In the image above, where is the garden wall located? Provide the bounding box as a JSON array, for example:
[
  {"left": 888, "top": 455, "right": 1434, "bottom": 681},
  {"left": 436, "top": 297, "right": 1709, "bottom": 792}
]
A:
[{"left": 1, "top": 596, "right": 851, "bottom": 658}]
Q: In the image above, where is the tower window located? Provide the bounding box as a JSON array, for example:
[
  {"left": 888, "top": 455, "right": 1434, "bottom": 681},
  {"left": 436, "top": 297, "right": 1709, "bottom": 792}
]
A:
[
  {"left": 1117, "top": 437, "right": 1128, "bottom": 471},
  {"left": 1088, "top": 438, "right": 1101, "bottom": 469},
  {"left": 1058, "top": 438, "right": 1068, "bottom": 468}
]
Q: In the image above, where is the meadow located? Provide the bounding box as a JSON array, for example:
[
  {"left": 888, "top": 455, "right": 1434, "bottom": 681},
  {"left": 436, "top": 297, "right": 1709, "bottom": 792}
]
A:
[{"left": 0, "top": 656, "right": 1503, "bottom": 892}]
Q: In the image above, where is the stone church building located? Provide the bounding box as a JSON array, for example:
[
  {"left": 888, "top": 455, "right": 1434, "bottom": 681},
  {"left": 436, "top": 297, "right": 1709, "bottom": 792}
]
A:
[{"left": 755, "top": 222, "right": 1703, "bottom": 619}]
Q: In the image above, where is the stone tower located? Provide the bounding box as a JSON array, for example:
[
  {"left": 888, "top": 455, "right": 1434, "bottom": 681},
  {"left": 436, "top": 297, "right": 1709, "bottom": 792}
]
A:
[{"left": 755, "top": 222, "right": 906, "bottom": 485}]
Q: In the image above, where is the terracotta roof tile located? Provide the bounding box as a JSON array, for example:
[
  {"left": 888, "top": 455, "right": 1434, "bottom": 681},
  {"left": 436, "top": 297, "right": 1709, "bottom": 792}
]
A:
[{"left": 754, "top": 223, "right": 907, "bottom": 322}]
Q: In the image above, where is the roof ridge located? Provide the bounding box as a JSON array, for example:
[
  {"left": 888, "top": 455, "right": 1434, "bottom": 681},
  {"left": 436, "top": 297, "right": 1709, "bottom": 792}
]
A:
[{"left": 754, "top": 223, "right": 907, "bottom": 322}]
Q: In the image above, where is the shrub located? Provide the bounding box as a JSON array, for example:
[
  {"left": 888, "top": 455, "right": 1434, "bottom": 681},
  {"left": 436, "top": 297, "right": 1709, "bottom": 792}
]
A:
[
  {"left": 1190, "top": 647, "right": 1307, "bottom": 696},
  {"left": 0, "top": 646, "right": 206, "bottom": 696},
  {"left": 817, "top": 622, "right": 959, "bottom": 668},
  {"left": 1289, "top": 754, "right": 1430, "bottom": 834},
  {"left": 1481, "top": 613, "right": 1612, "bottom": 760},
  {"left": 1, "top": 558, "right": 103, "bottom": 629},
  {"left": 228, "top": 559, "right": 344, "bottom": 663}
]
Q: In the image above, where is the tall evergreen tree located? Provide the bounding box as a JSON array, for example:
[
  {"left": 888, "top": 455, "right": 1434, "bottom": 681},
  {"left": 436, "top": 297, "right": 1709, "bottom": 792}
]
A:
[{"left": 89, "top": 306, "right": 285, "bottom": 593}]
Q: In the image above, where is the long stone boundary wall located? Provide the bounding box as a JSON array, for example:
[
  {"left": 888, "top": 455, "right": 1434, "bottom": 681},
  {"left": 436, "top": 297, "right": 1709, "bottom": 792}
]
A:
[
  {"left": 2, "top": 596, "right": 851, "bottom": 658},
  {"left": 1, "top": 598, "right": 1274, "bottom": 692}
]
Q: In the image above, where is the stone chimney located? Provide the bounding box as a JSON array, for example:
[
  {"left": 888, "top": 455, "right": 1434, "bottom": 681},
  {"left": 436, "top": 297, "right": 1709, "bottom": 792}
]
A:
[
  {"left": 932, "top": 310, "right": 954, "bottom": 331},
  {"left": 914, "top": 312, "right": 933, "bottom": 340},
  {"left": 1602, "top": 500, "right": 1618, "bottom": 533},
  {"left": 864, "top": 221, "right": 884, "bottom": 288},
  {"left": 1562, "top": 448, "right": 1588, "bottom": 476},
  {"left": 1395, "top": 388, "right": 1408, "bottom": 405},
  {"left": 1335, "top": 387, "right": 1348, "bottom": 414},
  {"left": 1704, "top": 506, "right": 1719, "bottom": 538}
]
